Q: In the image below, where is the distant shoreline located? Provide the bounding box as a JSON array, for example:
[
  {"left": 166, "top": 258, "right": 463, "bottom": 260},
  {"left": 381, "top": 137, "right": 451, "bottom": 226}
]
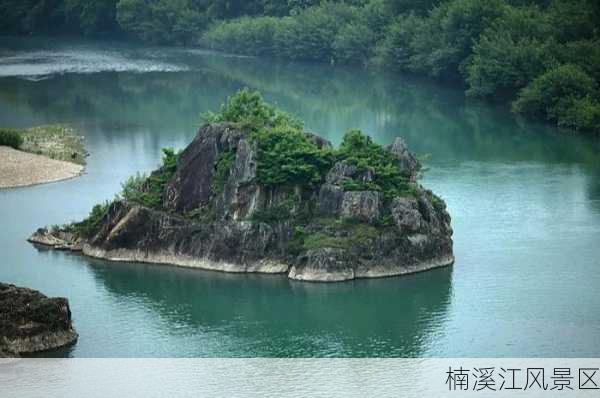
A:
[{"left": 0, "top": 146, "right": 84, "bottom": 189}]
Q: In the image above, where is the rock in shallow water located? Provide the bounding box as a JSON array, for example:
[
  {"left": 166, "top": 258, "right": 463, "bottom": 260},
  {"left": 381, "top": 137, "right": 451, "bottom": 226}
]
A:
[{"left": 0, "top": 283, "right": 78, "bottom": 357}]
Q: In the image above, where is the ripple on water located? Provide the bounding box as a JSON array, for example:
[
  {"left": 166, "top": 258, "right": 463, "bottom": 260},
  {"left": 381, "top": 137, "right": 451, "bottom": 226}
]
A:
[{"left": 0, "top": 49, "right": 188, "bottom": 77}]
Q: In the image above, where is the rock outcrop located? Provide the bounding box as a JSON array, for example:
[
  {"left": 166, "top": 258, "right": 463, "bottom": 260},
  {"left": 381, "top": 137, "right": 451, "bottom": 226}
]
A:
[
  {"left": 30, "top": 122, "right": 453, "bottom": 282},
  {"left": 0, "top": 283, "right": 78, "bottom": 357}
]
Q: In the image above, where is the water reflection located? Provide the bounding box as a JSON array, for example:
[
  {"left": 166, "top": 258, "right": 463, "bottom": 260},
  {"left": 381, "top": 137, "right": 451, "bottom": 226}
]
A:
[{"left": 73, "top": 253, "right": 453, "bottom": 357}]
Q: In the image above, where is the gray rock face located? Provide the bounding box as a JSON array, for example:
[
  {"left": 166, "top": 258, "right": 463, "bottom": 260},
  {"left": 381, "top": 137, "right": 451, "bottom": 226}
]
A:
[
  {"left": 0, "top": 283, "right": 78, "bottom": 357},
  {"left": 389, "top": 137, "right": 421, "bottom": 181},
  {"left": 318, "top": 184, "right": 344, "bottom": 216},
  {"left": 391, "top": 197, "right": 423, "bottom": 233},
  {"left": 32, "top": 124, "right": 453, "bottom": 282},
  {"left": 340, "top": 191, "right": 381, "bottom": 223},
  {"left": 164, "top": 123, "right": 244, "bottom": 213}
]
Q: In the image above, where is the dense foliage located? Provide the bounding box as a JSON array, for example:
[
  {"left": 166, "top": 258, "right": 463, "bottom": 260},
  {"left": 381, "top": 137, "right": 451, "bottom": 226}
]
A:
[
  {"left": 336, "top": 130, "right": 416, "bottom": 199},
  {"left": 0, "top": 129, "right": 24, "bottom": 149},
  {"left": 208, "top": 89, "right": 417, "bottom": 198},
  {"left": 512, "top": 64, "right": 600, "bottom": 132},
  {"left": 2, "top": 0, "right": 599, "bottom": 133},
  {"left": 119, "top": 148, "right": 180, "bottom": 208},
  {"left": 207, "top": 89, "right": 334, "bottom": 187},
  {"left": 69, "top": 201, "right": 111, "bottom": 238},
  {"left": 203, "top": 88, "right": 303, "bottom": 132},
  {"left": 200, "top": 0, "right": 600, "bottom": 134}
]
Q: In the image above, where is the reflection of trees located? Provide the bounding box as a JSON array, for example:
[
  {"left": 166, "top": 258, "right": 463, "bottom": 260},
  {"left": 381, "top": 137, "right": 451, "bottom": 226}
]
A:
[
  {"left": 201, "top": 55, "right": 600, "bottom": 166},
  {"left": 1, "top": 50, "right": 599, "bottom": 167},
  {"left": 83, "top": 256, "right": 452, "bottom": 357},
  {"left": 1, "top": 45, "right": 599, "bottom": 203}
]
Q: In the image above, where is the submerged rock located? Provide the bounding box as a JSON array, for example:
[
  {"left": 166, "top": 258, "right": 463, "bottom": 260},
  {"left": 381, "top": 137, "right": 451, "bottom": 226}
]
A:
[
  {"left": 30, "top": 92, "right": 454, "bottom": 282},
  {"left": 0, "top": 283, "right": 77, "bottom": 356}
]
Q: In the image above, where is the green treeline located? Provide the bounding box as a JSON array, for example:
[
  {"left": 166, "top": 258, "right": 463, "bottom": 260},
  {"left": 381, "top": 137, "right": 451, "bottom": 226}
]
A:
[
  {"left": 0, "top": 0, "right": 318, "bottom": 41},
  {"left": 1, "top": 0, "right": 599, "bottom": 133},
  {"left": 201, "top": 0, "right": 600, "bottom": 134}
]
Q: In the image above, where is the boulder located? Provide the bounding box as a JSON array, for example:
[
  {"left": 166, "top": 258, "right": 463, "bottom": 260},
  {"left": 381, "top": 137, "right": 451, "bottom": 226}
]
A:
[
  {"left": 0, "top": 283, "right": 77, "bottom": 356},
  {"left": 389, "top": 137, "right": 421, "bottom": 181}
]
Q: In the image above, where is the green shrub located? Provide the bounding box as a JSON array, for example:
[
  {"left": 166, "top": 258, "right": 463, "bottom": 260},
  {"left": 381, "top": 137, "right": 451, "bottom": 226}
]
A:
[
  {"left": 554, "top": 96, "right": 600, "bottom": 133},
  {"left": 371, "top": 14, "right": 423, "bottom": 71},
  {"left": 465, "top": 6, "right": 555, "bottom": 97},
  {"left": 333, "top": 22, "right": 376, "bottom": 66},
  {"left": 120, "top": 172, "right": 149, "bottom": 204},
  {"left": 117, "top": 0, "right": 207, "bottom": 44},
  {"left": 203, "top": 88, "right": 303, "bottom": 132},
  {"left": 252, "top": 126, "right": 334, "bottom": 187},
  {"left": 407, "top": 0, "right": 508, "bottom": 79},
  {"left": 118, "top": 148, "right": 180, "bottom": 209},
  {"left": 205, "top": 89, "right": 333, "bottom": 187},
  {"left": 201, "top": 16, "right": 283, "bottom": 56},
  {"left": 71, "top": 201, "right": 111, "bottom": 238},
  {"left": 336, "top": 130, "right": 417, "bottom": 200},
  {"left": 513, "top": 64, "right": 596, "bottom": 119},
  {"left": 251, "top": 199, "right": 295, "bottom": 224},
  {"left": 202, "top": 3, "right": 360, "bottom": 62},
  {"left": 554, "top": 40, "right": 600, "bottom": 82},
  {"left": 0, "top": 129, "right": 24, "bottom": 149}
]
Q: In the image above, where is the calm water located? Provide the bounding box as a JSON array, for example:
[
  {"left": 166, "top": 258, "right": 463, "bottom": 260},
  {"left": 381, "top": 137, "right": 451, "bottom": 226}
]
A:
[{"left": 1, "top": 37, "right": 599, "bottom": 357}]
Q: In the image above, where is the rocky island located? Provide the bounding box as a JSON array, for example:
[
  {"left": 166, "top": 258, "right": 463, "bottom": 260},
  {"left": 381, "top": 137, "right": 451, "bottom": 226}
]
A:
[
  {"left": 30, "top": 90, "right": 454, "bottom": 282},
  {"left": 0, "top": 283, "right": 78, "bottom": 357}
]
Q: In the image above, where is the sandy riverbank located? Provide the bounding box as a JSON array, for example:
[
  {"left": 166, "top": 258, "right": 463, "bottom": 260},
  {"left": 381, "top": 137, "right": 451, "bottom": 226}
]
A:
[{"left": 0, "top": 146, "right": 84, "bottom": 188}]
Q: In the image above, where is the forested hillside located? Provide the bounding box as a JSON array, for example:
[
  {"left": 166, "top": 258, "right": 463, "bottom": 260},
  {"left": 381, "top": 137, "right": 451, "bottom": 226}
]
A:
[{"left": 1, "top": 0, "right": 598, "bottom": 133}]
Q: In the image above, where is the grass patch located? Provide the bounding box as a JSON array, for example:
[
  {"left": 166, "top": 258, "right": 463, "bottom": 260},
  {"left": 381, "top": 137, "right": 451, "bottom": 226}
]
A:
[
  {"left": 291, "top": 218, "right": 382, "bottom": 252},
  {"left": 19, "top": 124, "right": 87, "bottom": 165}
]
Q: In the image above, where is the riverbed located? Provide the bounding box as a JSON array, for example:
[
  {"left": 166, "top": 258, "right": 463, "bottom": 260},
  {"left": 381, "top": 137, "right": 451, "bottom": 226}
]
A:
[{"left": 1, "top": 36, "right": 599, "bottom": 357}]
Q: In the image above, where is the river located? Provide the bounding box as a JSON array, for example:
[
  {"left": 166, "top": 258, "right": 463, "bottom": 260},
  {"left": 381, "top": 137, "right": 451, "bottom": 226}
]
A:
[{"left": 1, "top": 36, "right": 599, "bottom": 357}]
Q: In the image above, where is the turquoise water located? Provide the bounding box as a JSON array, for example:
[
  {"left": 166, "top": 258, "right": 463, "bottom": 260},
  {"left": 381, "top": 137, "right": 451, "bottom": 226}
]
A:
[{"left": 1, "top": 37, "right": 599, "bottom": 357}]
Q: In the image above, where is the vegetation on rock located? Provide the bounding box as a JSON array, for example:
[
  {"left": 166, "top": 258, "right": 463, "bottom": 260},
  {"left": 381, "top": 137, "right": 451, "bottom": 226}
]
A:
[
  {"left": 212, "top": 149, "right": 236, "bottom": 193},
  {"left": 119, "top": 148, "right": 180, "bottom": 208},
  {"left": 69, "top": 201, "right": 111, "bottom": 238},
  {"left": 37, "top": 89, "right": 453, "bottom": 282},
  {"left": 0, "top": 129, "right": 23, "bottom": 150},
  {"left": 69, "top": 89, "right": 429, "bottom": 240},
  {"left": 336, "top": 129, "right": 417, "bottom": 200}
]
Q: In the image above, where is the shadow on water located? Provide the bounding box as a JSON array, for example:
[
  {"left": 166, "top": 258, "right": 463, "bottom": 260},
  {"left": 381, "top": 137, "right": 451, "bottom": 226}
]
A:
[{"left": 72, "top": 253, "right": 453, "bottom": 357}]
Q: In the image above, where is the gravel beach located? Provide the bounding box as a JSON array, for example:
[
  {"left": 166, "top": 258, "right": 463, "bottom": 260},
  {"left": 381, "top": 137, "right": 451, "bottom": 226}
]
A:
[{"left": 0, "top": 146, "right": 84, "bottom": 188}]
